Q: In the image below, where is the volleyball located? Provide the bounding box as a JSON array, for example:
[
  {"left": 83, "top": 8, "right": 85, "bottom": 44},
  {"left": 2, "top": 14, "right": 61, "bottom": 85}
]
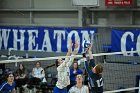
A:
[{"left": 82, "top": 40, "right": 91, "bottom": 49}]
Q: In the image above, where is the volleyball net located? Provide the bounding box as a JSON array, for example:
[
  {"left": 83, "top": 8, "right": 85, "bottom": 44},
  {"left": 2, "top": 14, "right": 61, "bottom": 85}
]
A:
[{"left": 0, "top": 50, "right": 140, "bottom": 93}]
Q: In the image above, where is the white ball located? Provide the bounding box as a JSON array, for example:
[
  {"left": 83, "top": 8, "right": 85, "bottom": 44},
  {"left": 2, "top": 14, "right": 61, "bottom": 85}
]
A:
[{"left": 82, "top": 40, "right": 91, "bottom": 49}]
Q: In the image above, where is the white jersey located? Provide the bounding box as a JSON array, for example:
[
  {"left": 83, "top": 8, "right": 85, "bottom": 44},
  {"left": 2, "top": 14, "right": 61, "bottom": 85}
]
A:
[
  {"left": 69, "top": 85, "right": 89, "bottom": 93},
  {"left": 56, "top": 57, "right": 74, "bottom": 89},
  {"left": 32, "top": 67, "right": 45, "bottom": 79}
]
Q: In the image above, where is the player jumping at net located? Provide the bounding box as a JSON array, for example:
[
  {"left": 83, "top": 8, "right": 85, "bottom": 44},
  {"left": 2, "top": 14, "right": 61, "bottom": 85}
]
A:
[
  {"left": 53, "top": 41, "right": 79, "bottom": 93},
  {"left": 83, "top": 44, "right": 103, "bottom": 93}
]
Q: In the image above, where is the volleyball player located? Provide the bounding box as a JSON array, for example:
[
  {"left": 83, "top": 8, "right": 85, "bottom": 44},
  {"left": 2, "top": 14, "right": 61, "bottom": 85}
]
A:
[
  {"left": 53, "top": 41, "right": 79, "bottom": 93},
  {"left": 83, "top": 45, "right": 103, "bottom": 93}
]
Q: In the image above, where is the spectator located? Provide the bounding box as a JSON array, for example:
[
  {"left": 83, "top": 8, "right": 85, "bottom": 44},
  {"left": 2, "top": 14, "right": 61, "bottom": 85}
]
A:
[
  {"left": 0, "top": 72, "right": 16, "bottom": 93},
  {"left": 15, "top": 63, "right": 28, "bottom": 92},
  {"left": 28, "top": 62, "right": 46, "bottom": 88},
  {"left": 0, "top": 68, "right": 11, "bottom": 85},
  {"left": 68, "top": 61, "right": 83, "bottom": 91},
  {"left": 68, "top": 74, "right": 89, "bottom": 93}
]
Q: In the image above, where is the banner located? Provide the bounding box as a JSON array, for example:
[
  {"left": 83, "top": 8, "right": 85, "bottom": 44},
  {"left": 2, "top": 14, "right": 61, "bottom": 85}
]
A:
[
  {"left": 72, "top": 0, "right": 99, "bottom": 6},
  {"left": 0, "top": 26, "right": 96, "bottom": 53},
  {"left": 105, "top": 0, "right": 133, "bottom": 6},
  {"left": 111, "top": 29, "right": 140, "bottom": 56}
]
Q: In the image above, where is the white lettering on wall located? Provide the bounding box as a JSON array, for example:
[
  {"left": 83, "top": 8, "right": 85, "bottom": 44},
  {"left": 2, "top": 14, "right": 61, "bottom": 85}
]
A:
[
  {"left": 81, "top": 30, "right": 90, "bottom": 41},
  {"left": 53, "top": 30, "right": 65, "bottom": 52},
  {"left": 121, "top": 32, "right": 134, "bottom": 56},
  {"left": 136, "top": 35, "right": 140, "bottom": 56},
  {"left": 0, "top": 29, "right": 10, "bottom": 49},
  {"left": 28, "top": 30, "right": 38, "bottom": 51},
  {"left": 67, "top": 30, "right": 80, "bottom": 52},
  {"left": 0, "top": 27, "right": 96, "bottom": 53},
  {"left": 90, "top": 30, "right": 95, "bottom": 41},
  {"left": 13, "top": 29, "right": 25, "bottom": 50},
  {"left": 42, "top": 30, "right": 52, "bottom": 52}
]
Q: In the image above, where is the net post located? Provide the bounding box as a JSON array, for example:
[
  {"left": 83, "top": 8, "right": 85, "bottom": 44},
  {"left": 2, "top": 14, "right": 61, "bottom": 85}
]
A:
[{"left": 138, "top": 79, "right": 140, "bottom": 93}]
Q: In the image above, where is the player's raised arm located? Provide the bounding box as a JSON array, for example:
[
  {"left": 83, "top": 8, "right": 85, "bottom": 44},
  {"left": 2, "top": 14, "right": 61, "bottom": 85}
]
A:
[
  {"left": 67, "top": 41, "right": 79, "bottom": 67},
  {"left": 88, "top": 44, "right": 93, "bottom": 59},
  {"left": 65, "top": 40, "right": 73, "bottom": 62},
  {"left": 66, "top": 40, "right": 73, "bottom": 56},
  {"left": 72, "top": 41, "right": 79, "bottom": 55}
]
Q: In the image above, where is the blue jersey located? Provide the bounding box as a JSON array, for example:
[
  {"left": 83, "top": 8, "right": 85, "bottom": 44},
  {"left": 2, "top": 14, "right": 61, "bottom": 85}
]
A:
[
  {"left": 84, "top": 59, "right": 103, "bottom": 93},
  {"left": 70, "top": 68, "right": 83, "bottom": 83},
  {"left": 0, "top": 81, "right": 16, "bottom": 93}
]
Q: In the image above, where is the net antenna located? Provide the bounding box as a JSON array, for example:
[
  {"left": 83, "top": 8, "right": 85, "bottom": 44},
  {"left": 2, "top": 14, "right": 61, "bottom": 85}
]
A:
[{"left": 72, "top": 0, "right": 99, "bottom": 7}]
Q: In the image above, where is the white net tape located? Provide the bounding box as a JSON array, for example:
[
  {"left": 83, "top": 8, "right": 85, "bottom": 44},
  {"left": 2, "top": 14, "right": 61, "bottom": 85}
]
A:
[
  {"left": 104, "top": 87, "right": 139, "bottom": 93},
  {"left": 0, "top": 50, "right": 139, "bottom": 63}
]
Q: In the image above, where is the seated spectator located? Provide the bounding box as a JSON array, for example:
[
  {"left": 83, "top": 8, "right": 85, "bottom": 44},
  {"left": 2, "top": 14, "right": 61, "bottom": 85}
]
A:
[
  {"left": 68, "top": 61, "right": 83, "bottom": 91},
  {"left": 0, "top": 64, "right": 5, "bottom": 84},
  {"left": 15, "top": 63, "right": 28, "bottom": 92},
  {"left": 68, "top": 74, "right": 89, "bottom": 93},
  {"left": 0, "top": 72, "right": 16, "bottom": 93},
  {"left": 0, "top": 68, "right": 11, "bottom": 85},
  {"left": 28, "top": 62, "right": 46, "bottom": 88}
]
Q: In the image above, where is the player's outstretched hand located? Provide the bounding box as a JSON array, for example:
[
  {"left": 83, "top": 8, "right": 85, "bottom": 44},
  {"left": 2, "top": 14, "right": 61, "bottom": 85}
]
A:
[
  {"left": 88, "top": 44, "right": 92, "bottom": 52},
  {"left": 82, "top": 53, "right": 86, "bottom": 58},
  {"left": 69, "top": 40, "right": 73, "bottom": 48},
  {"left": 74, "top": 41, "right": 79, "bottom": 49}
]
